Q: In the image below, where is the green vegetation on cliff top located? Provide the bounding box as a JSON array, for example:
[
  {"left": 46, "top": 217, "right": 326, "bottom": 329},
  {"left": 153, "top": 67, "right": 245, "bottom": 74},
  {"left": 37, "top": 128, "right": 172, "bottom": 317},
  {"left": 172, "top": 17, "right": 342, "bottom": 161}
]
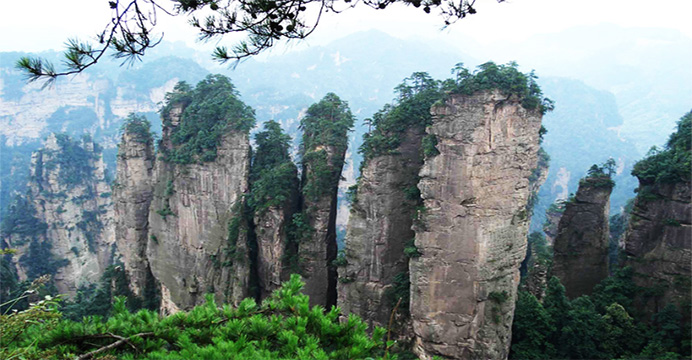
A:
[
  {"left": 121, "top": 113, "right": 154, "bottom": 146},
  {"left": 632, "top": 110, "right": 691, "bottom": 185},
  {"left": 162, "top": 74, "right": 255, "bottom": 164},
  {"left": 249, "top": 120, "right": 298, "bottom": 214},
  {"left": 300, "top": 93, "right": 354, "bottom": 202}
]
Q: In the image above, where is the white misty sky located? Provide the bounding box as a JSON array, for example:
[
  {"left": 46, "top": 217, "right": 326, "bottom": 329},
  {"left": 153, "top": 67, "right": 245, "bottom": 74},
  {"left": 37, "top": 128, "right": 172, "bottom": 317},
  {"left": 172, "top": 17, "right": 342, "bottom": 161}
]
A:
[{"left": 1, "top": 0, "right": 691, "bottom": 54}]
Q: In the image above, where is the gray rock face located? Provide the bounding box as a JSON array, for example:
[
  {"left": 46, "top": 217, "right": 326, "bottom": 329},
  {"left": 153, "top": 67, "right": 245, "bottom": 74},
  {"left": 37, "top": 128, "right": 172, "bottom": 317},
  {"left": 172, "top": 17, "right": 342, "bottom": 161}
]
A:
[
  {"left": 410, "top": 91, "right": 543, "bottom": 360},
  {"left": 338, "top": 127, "right": 425, "bottom": 328},
  {"left": 624, "top": 181, "right": 691, "bottom": 314},
  {"left": 12, "top": 134, "right": 115, "bottom": 296},
  {"left": 551, "top": 178, "right": 612, "bottom": 299},
  {"left": 254, "top": 179, "right": 299, "bottom": 299},
  {"left": 113, "top": 131, "right": 155, "bottom": 296},
  {"left": 520, "top": 149, "right": 551, "bottom": 301},
  {"left": 146, "top": 107, "right": 251, "bottom": 312},
  {"left": 542, "top": 203, "right": 564, "bottom": 246},
  {"left": 300, "top": 146, "right": 346, "bottom": 308}
]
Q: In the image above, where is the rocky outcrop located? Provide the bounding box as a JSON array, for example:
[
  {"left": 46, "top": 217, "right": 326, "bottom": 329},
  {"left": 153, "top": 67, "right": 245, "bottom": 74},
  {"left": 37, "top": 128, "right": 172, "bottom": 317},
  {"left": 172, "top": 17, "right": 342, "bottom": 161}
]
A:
[
  {"left": 624, "top": 181, "right": 691, "bottom": 314},
  {"left": 410, "top": 91, "right": 543, "bottom": 359},
  {"left": 146, "top": 105, "right": 252, "bottom": 311},
  {"left": 297, "top": 93, "right": 354, "bottom": 308},
  {"left": 113, "top": 128, "right": 155, "bottom": 296},
  {"left": 552, "top": 176, "right": 613, "bottom": 299},
  {"left": 299, "top": 147, "right": 342, "bottom": 308},
  {"left": 4, "top": 133, "right": 114, "bottom": 296},
  {"left": 542, "top": 202, "right": 565, "bottom": 246},
  {"left": 338, "top": 127, "right": 425, "bottom": 328},
  {"left": 520, "top": 148, "right": 551, "bottom": 301},
  {"left": 254, "top": 183, "right": 299, "bottom": 299}
]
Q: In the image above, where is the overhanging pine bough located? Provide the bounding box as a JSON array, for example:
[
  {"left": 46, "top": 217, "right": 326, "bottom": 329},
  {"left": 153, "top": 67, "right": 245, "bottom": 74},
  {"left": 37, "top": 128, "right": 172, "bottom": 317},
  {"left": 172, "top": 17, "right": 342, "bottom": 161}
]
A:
[{"left": 16, "top": 0, "right": 504, "bottom": 83}]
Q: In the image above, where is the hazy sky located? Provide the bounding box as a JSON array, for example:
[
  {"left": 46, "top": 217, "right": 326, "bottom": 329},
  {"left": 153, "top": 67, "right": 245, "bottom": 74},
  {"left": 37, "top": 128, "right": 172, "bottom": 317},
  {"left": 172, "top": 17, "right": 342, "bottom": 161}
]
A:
[{"left": 1, "top": 0, "right": 691, "bottom": 54}]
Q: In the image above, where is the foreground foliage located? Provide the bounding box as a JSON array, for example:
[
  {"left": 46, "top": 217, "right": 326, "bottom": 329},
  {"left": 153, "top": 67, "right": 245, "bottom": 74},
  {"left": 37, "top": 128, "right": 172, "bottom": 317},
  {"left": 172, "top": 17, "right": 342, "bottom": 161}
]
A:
[{"left": 0, "top": 275, "right": 402, "bottom": 360}]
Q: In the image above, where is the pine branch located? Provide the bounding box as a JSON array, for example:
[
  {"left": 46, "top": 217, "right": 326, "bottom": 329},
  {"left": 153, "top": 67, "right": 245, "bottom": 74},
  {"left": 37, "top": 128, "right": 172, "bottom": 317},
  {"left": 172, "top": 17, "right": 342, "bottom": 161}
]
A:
[{"left": 74, "top": 332, "right": 154, "bottom": 360}]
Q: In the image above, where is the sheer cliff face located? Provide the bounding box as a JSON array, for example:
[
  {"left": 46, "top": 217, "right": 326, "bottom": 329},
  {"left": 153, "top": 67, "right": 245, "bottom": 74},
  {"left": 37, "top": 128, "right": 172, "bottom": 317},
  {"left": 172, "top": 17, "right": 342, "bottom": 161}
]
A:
[
  {"left": 113, "top": 131, "right": 155, "bottom": 296},
  {"left": 146, "top": 107, "right": 251, "bottom": 312},
  {"left": 299, "top": 145, "right": 344, "bottom": 308},
  {"left": 17, "top": 134, "right": 114, "bottom": 295},
  {"left": 338, "top": 127, "right": 425, "bottom": 328},
  {"left": 624, "top": 181, "right": 691, "bottom": 314},
  {"left": 552, "top": 178, "right": 612, "bottom": 299},
  {"left": 410, "top": 91, "right": 543, "bottom": 360},
  {"left": 254, "top": 178, "right": 299, "bottom": 299}
]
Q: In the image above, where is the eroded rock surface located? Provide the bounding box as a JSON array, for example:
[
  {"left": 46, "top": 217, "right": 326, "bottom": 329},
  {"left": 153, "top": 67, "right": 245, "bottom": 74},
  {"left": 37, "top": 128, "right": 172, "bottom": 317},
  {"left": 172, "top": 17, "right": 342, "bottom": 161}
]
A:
[
  {"left": 338, "top": 127, "right": 425, "bottom": 328},
  {"left": 5, "top": 134, "right": 114, "bottom": 296},
  {"left": 146, "top": 106, "right": 251, "bottom": 311},
  {"left": 254, "top": 184, "right": 299, "bottom": 299},
  {"left": 551, "top": 177, "right": 612, "bottom": 299},
  {"left": 624, "top": 181, "right": 691, "bottom": 314},
  {"left": 410, "top": 91, "right": 543, "bottom": 359},
  {"left": 113, "top": 130, "right": 155, "bottom": 296},
  {"left": 299, "top": 146, "right": 343, "bottom": 308}
]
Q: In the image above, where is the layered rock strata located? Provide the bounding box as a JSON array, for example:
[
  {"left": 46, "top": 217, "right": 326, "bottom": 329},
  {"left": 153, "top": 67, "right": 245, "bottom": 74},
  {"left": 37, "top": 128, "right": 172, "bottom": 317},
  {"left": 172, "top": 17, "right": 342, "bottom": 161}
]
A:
[
  {"left": 338, "top": 127, "right": 425, "bottom": 328},
  {"left": 113, "top": 130, "right": 155, "bottom": 296},
  {"left": 146, "top": 105, "right": 252, "bottom": 311},
  {"left": 410, "top": 91, "right": 543, "bottom": 359},
  {"left": 551, "top": 177, "right": 612, "bottom": 298}
]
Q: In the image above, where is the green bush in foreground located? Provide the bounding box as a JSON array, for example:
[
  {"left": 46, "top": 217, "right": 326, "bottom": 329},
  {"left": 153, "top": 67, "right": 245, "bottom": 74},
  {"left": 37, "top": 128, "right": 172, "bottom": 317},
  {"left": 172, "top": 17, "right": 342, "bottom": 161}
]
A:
[{"left": 1, "top": 275, "right": 402, "bottom": 360}]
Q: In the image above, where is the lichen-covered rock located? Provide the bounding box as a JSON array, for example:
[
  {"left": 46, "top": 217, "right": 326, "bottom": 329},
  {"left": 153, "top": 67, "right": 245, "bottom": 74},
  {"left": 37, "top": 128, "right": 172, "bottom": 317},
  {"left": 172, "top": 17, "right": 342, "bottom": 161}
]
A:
[
  {"left": 410, "top": 91, "right": 543, "bottom": 359},
  {"left": 624, "top": 181, "right": 691, "bottom": 314},
  {"left": 551, "top": 177, "right": 612, "bottom": 299},
  {"left": 338, "top": 127, "right": 424, "bottom": 328},
  {"left": 113, "top": 130, "right": 155, "bottom": 296},
  {"left": 6, "top": 133, "right": 115, "bottom": 296},
  {"left": 146, "top": 107, "right": 252, "bottom": 311}
]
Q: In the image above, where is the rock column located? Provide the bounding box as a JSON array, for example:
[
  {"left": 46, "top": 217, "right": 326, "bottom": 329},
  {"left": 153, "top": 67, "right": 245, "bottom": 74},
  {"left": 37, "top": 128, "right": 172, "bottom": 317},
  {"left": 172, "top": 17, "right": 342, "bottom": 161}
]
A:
[{"left": 410, "top": 91, "right": 543, "bottom": 359}]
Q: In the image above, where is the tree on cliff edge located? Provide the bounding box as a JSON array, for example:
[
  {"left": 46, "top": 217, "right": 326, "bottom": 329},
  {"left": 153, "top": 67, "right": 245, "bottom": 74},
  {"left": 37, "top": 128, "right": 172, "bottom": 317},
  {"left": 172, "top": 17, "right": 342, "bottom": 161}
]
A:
[{"left": 17, "top": 0, "right": 504, "bottom": 83}]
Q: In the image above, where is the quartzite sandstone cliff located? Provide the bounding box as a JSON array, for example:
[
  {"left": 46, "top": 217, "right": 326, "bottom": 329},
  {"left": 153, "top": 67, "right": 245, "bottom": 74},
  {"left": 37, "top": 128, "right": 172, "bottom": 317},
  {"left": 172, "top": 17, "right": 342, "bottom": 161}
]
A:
[
  {"left": 624, "top": 181, "right": 691, "bottom": 315},
  {"left": 254, "top": 180, "right": 299, "bottom": 300},
  {"left": 5, "top": 134, "right": 114, "bottom": 296},
  {"left": 551, "top": 176, "right": 612, "bottom": 299},
  {"left": 338, "top": 126, "right": 425, "bottom": 328},
  {"left": 146, "top": 105, "right": 252, "bottom": 312},
  {"left": 113, "top": 129, "right": 156, "bottom": 297},
  {"left": 410, "top": 91, "right": 543, "bottom": 359},
  {"left": 299, "top": 145, "right": 343, "bottom": 308}
]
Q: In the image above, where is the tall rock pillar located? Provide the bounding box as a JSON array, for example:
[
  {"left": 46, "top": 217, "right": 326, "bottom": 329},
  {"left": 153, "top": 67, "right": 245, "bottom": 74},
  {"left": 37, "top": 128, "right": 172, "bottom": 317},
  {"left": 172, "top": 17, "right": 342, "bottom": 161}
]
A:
[
  {"left": 298, "top": 93, "right": 354, "bottom": 308},
  {"left": 113, "top": 119, "right": 156, "bottom": 296},
  {"left": 551, "top": 173, "right": 613, "bottom": 299},
  {"left": 410, "top": 91, "right": 543, "bottom": 359},
  {"left": 338, "top": 126, "right": 425, "bottom": 328}
]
